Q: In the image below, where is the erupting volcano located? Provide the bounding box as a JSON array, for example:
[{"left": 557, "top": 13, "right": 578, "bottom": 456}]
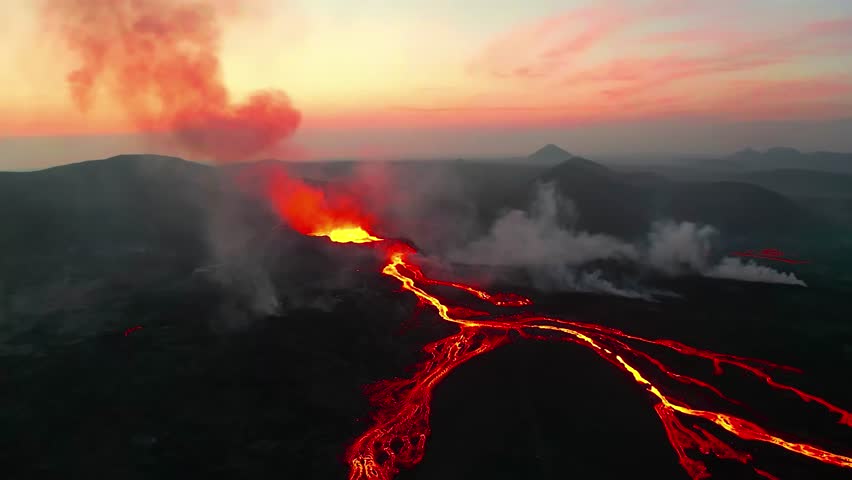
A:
[
  {"left": 264, "top": 176, "right": 851, "bottom": 480},
  {"left": 25, "top": 0, "right": 852, "bottom": 480}
]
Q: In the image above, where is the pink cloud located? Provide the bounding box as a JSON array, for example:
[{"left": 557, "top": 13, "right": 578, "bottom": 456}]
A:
[
  {"left": 710, "top": 76, "right": 852, "bottom": 119},
  {"left": 468, "top": 0, "right": 716, "bottom": 81},
  {"left": 805, "top": 17, "right": 852, "bottom": 35},
  {"left": 461, "top": 4, "right": 852, "bottom": 125},
  {"left": 379, "top": 73, "right": 852, "bottom": 130},
  {"left": 468, "top": 3, "right": 636, "bottom": 79},
  {"left": 474, "top": 5, "right": 852, "bottom": 87},
  {"left": 642, "top": 29, "right": 753, "bottom": 45},
  {"left": 565, "top": 54, "right": 784, "bottom": 101}
]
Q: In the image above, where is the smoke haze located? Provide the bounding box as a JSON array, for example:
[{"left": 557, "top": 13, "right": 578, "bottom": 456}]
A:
[
  {"left": 349, "top": 161, "right": 480, "bottom": 253},
  {"left": 707, "top": 258, "right": 808, "bottom": 287},
  {"left": 646, "top": 221, "right": 717, "bottom": 275},
  {"left": 645, "top": 220, "right": 807, "bottom": 286},
  {"left": 440, "top": 184, "right": 807, "bottom": 297},
  {"left": 42, "top": 0, "right": 300, "bottom": 161},
  {"left": 446, "top": 183, "right": 643, "bottom": 297},
  {"left": 204, "top": 193, "right": 282, "bottom": 320}
]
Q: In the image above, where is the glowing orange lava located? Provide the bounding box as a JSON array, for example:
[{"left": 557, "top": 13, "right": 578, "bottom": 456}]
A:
[
  {"left": 312, "top": 226, "right": 383, "bottom": 244},
  {"left": 343, "top": 246, "right": 852, "bottom": 480},
  {"left": 262, "top": 168, "right": 381, "bottom": 241}
]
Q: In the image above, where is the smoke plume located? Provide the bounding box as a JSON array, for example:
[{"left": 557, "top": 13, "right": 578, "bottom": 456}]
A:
[
  {"left": 449, "top": 183, "right": 639, "bottom": 266},
  {"left": 204, "top": 194, "right": 282, "bottom": 319},
  {"left": 646, "top": 221, "right": 717, "bottom": 275},
  {"left": 529, "top": 264, "right": 649, "bottom": 299},
  {"left": 253, "top": 165, "right": 378, "bottom": 236},
  {"left": 446, "top": 183, "right": 643, "bottom": 297},
  {"left": 42, "top": 0, "right": 300, "bottom": 161},
  {"left": 448, "top": 185, "right": 807, "bottom": 298},
  {"left": 646, "top": 220, "right": 807, "bottom": 286},
  {"left": 707, "top": 257, "right": 808, "bottom": 286}
]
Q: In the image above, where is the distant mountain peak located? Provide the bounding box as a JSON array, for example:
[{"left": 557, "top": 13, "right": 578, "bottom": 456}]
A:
[
  {"left": 528, "top": 144, "right": 577, "bottom": 166},
  {"left": 531, "top": 144, "right": 572, "bottom": 159},
  {"left": 532, "top": 144, "right": 611, "bottom": 177}
]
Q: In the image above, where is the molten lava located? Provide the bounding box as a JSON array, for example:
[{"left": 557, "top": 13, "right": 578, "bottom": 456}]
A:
[
  {"left": 338, "top": 245, "right": 851, "bottom": 480},
  {"left": 261, "top": 171, "right": 850, "bottom": 479},
  {"left": 312, "top": 226, "right": 383, "bottom": 244},
  {"left": 262, "top": 168, "right": 382, "bottom": 243}
]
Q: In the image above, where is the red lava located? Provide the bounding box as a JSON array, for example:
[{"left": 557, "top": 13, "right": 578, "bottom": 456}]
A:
[{"left": 731, "top": 249, "right": 810, "bottom": 264}]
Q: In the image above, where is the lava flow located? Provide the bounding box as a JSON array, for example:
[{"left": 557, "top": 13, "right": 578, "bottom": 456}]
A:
[
  {"left": 266, "top": 173, "right": 850, "bottom": 479},
  {"left": 322, "top": 235, "right": 851, "bottom": 480}
]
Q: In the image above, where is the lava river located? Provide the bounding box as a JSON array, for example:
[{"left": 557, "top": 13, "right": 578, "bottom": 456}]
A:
[
  {"left": 271, "top": 173, "right": 851, "bottom": 480},
  {"left": 308, "top": 233, "right": 852, "bottom": 480}
]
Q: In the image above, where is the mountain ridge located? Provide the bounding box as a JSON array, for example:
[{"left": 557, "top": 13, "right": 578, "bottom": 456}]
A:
[
  {"left": 0, "top": 149, "right": 833, "bottom": 251},
  {"left": 700, "top": 147, "right": 852, "bottom": 173}
]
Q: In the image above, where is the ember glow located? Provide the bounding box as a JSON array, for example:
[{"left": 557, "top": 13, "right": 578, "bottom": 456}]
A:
[
  {"left": 262, "top": 168, "right": 380, "bottom": 242},
  {"left": 331, "top": 242, "right": 851, "bottom": 479}
]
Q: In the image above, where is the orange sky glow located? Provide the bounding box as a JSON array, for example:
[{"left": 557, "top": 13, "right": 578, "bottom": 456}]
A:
[{"left": 1, "top": 0, "right": 852, "bottom": 166}]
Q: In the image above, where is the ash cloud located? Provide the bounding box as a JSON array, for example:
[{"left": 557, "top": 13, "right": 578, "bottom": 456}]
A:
[
  {"left": 42, "top": 0, "right": 300, "bottom": 162},
  {"left": 37, "top": 0, "right": 308, "bottom": 322}
]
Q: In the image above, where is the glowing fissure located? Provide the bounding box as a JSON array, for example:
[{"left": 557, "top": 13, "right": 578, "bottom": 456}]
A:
[{"left": 340, "top": 246, "right": 852, "bottom": 480}]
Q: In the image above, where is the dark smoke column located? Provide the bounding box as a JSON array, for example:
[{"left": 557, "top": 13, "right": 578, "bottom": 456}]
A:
[{"left": 43, "top": 0, "right": 301, "bottom": 161}]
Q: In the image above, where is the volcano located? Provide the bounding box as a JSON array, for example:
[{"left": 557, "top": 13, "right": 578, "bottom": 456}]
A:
[
  {"left": 254, "top": 177, "right": 851, "bottom": 479},
  {"left": 2, "top": 154, "right": 851, "bottom": 480}
]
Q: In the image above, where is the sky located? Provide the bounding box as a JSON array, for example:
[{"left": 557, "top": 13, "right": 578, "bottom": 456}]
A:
[{"left": 1, "top": 0, "right": 852, "bottom": 169}]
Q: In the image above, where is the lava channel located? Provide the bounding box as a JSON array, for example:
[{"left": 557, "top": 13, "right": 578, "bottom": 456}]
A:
[{"left": 304, "top": 226, "right": 851, "bottom": 480}]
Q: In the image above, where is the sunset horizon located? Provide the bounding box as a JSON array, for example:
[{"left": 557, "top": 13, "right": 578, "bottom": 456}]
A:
[{"left": 2, "top": 0, "right": 852, "bottom": 168}]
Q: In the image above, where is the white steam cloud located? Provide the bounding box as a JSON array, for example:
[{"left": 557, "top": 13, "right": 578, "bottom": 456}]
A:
[
  {"left": 447, "top": 183, "right": 642, "bottom": 298},
  {"left": 646, "top": 220, "right": 807, "bottom": 286},
  {"left": 706, "top": 257, "right": 808, "bottom": 286},
  {"left": 647, "top": 221, "right": 717, "bottom": 274},
  {"left": 449, "top": 183, "right": 639, "bottom": 266},
  {"left": 448, "top": 184, "right": 807, "bottom": 298},
  {"left": 530, "top": 264, "right": 649, "bottom": 299}
]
